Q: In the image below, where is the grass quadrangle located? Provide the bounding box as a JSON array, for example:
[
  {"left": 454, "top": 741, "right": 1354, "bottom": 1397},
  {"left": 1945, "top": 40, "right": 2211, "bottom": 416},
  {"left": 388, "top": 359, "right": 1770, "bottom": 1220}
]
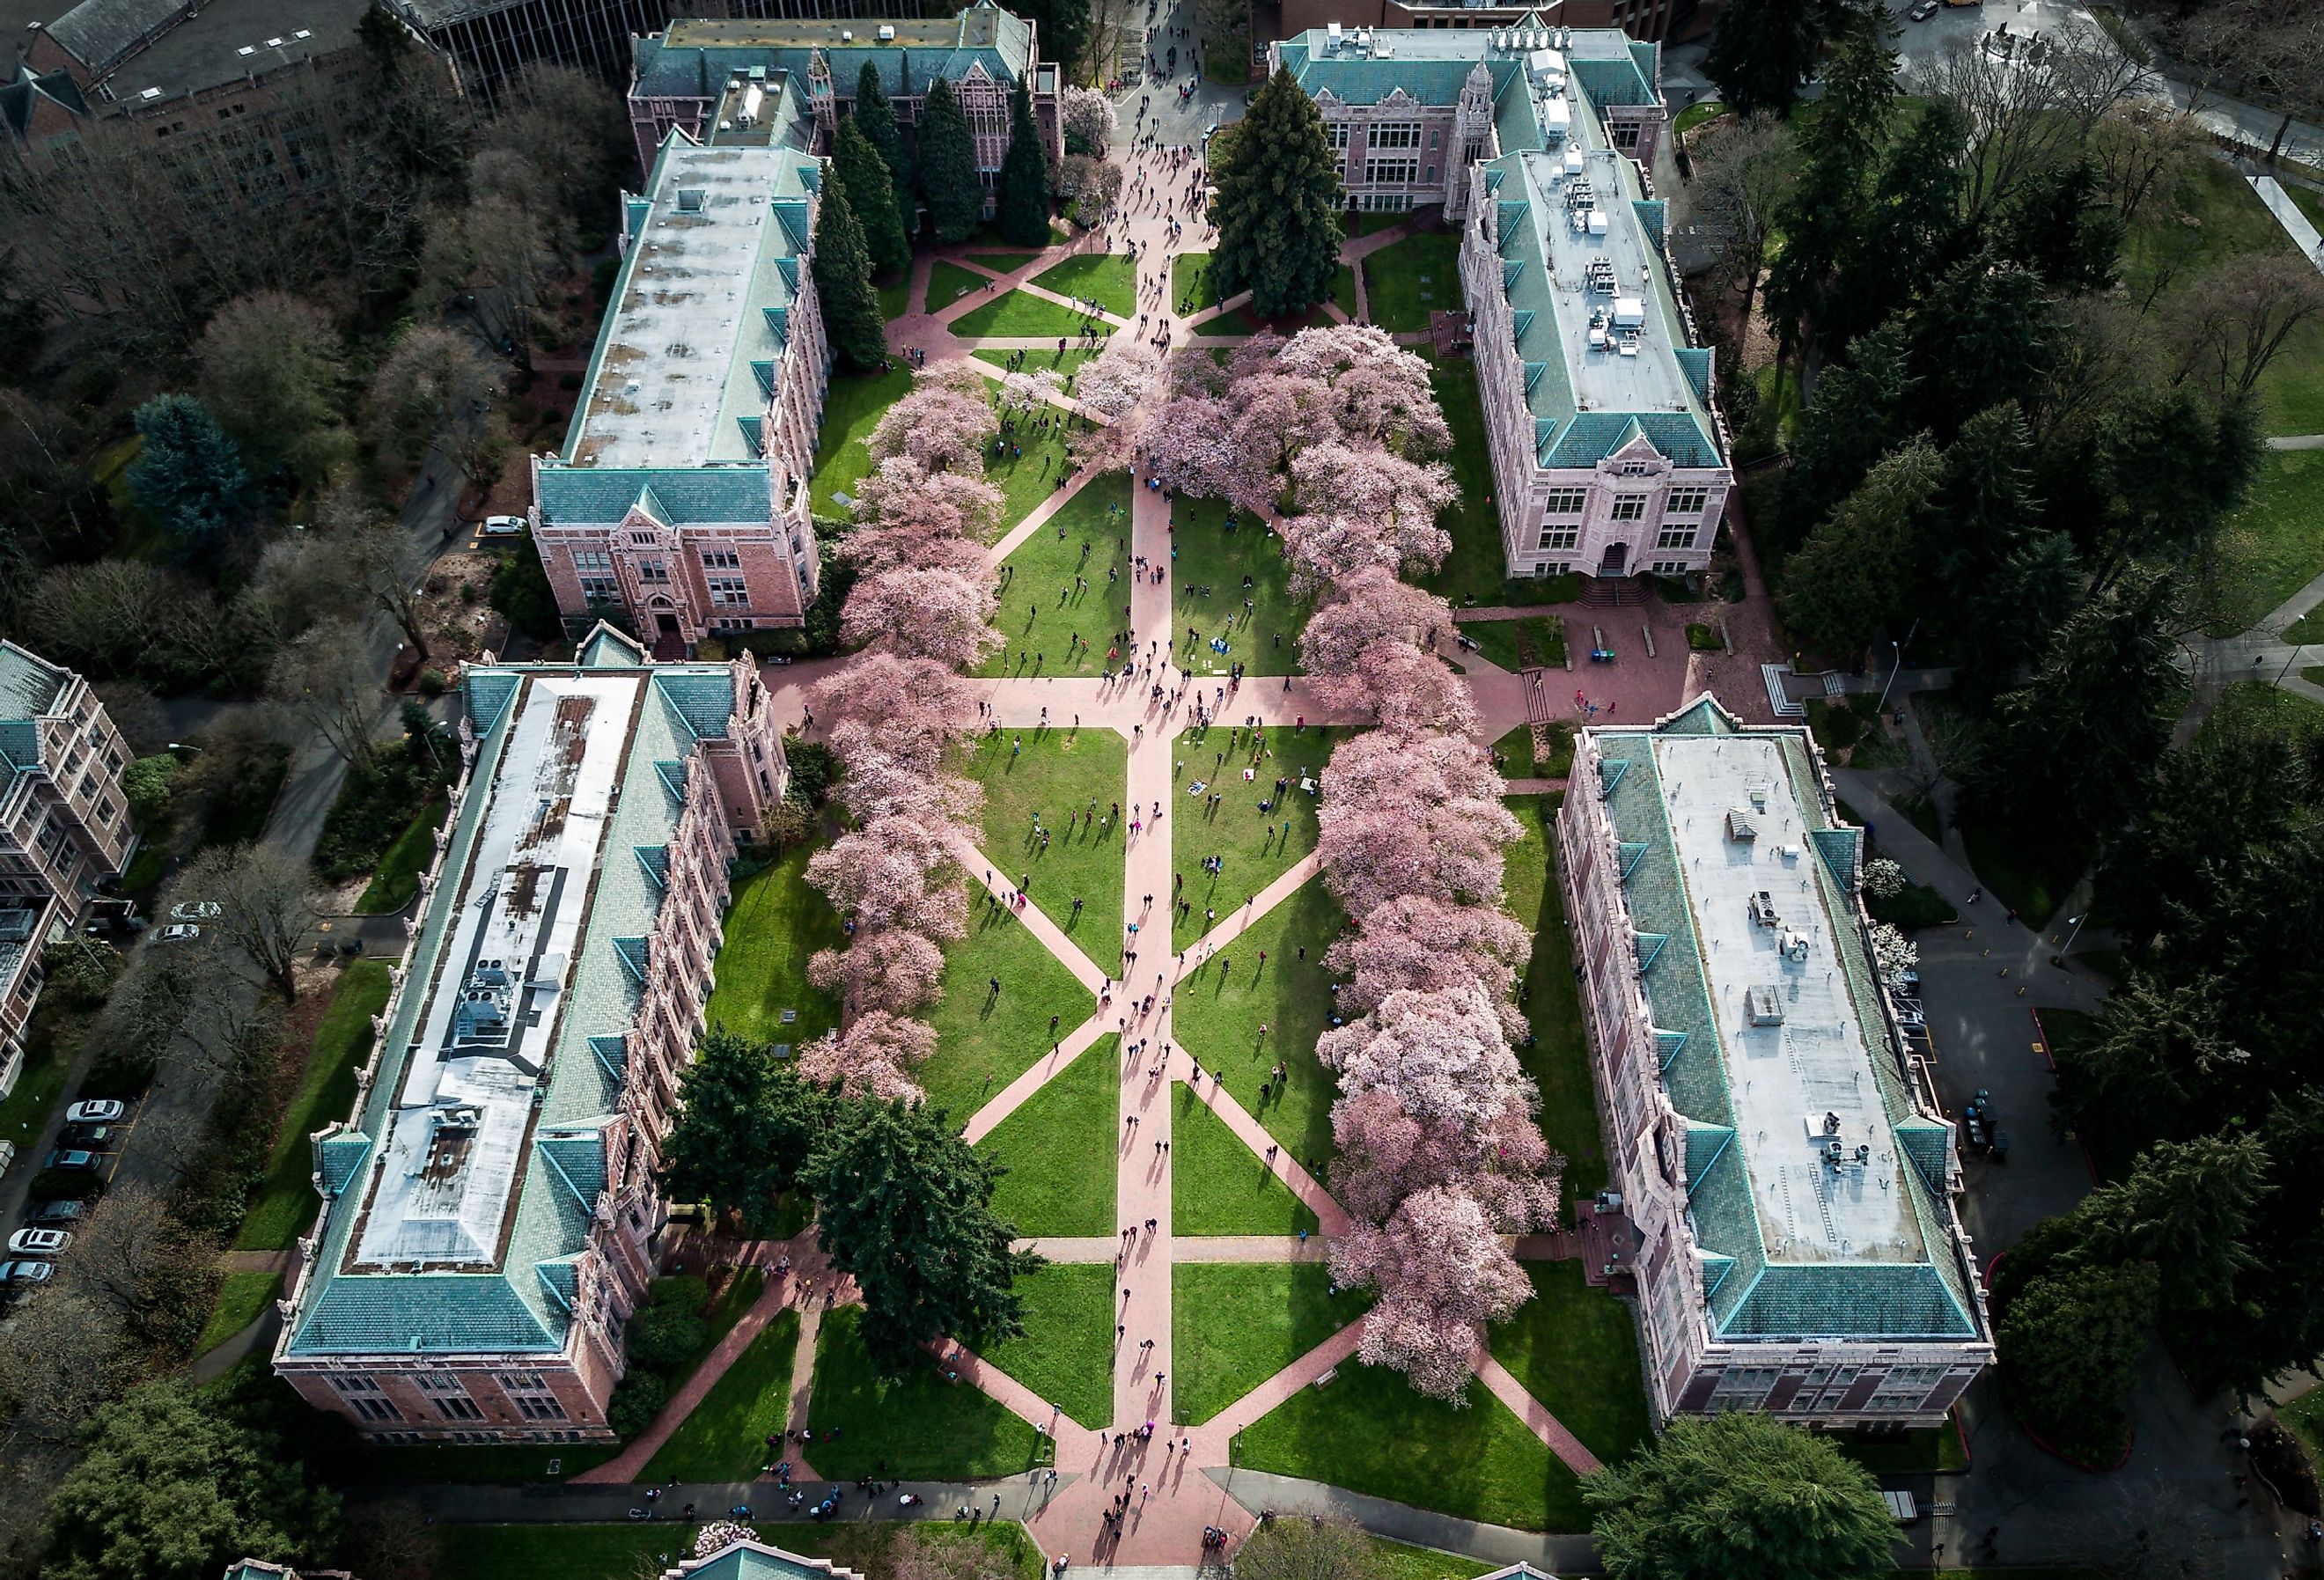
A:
[
  {"left": 809, "top": 366, "right": 916, "bottom": 518},
  {"left": 979, "top": 473, "right": 1136, "bottom": 680},
  {"left": 701, "top": 841, "right": 845, "bottom": 1049},
  {"left": 1360, "top": 231, "right": 1463, "bottom": 334},
  {"left": 1169, "top": 722, "right": 1346, "bottom": 950},
  {"left": 641, "top": 1306, "right": 799, "bottom": 1482},
  {"left": 1171, "top": 1091, "right": 1319, "bottom": 1237},
  {"left": 952, "top": 289, "right": 1117, "bottom": 340},
  {"left": 1173, "top": 1261, "right": 1369, "bottom": 1425},
  {"left": 1483, "top": 1260, "right": 1651, "bottom": 1466},
  {"left": 1169, "top": 494, "right": 1308, "bottom": 677},
  {"left": 1031, "top": 253, "right": 1136, "bottom": 317},
  {"left": 958, "top": 723, "right": 1129, "bottom": 949},
  {"left": 978, "top": 1261, "right": 1116, "bottom": 1428},
  {"left": 1504, "top": 796, "right": 1605, "bottom": 1200},
  {"left": 1170, "top": 875, "right": 1347, "bottom": 1173},
  {"left": 925, "top": 886, "right": 1096, "bottom": 1127},
  {"left": 979, "top": 1035, "right": 1119, "bottom": 1238},
  {"left": 807, "top": 1305, "right": 1053, "bottom": 1481},
  {"left": 928, "top": 260, "right": 994, "bottom": 314}
]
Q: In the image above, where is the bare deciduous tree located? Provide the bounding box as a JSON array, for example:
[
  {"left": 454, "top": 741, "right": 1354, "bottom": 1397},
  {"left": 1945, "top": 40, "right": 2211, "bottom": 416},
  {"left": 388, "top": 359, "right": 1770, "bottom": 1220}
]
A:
[
  {"left": 2086, "top": 101, "right": 2207, "bottom": 234},
  {"left": 195, "top": 291, "right": 353, "bottom": 486},
  {"left": 175, "top": 843, "right": 317, "bottom": 1003},
  {"left": 2166, "top": 252, "right": 2324, "bottom": 400},
  {"left": 268, "top": 620, "right": 384, "bottom": 775},
  {"left": 0, "top": 1289, "right": 131, "bottom": 1446},
  {"left": 366, "top": 324, "right": 508, "bottom": 489},
  {"left": 1686, "top": 112, "right": 1791, "bottom": 325}
]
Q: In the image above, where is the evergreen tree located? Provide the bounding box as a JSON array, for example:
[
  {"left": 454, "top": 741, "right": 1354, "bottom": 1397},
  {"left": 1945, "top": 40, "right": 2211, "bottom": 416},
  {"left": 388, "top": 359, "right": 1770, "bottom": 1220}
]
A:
[
  {"left": 812, "top": 180, "right": 892, "bottom": 373},
  {"left": 1995, "top": 157, "right": 2122, "bottom": 295},
  {"left": 1761, "top": 8, "right": 1899, "bottom": 356},
  {"left": 854, "top": 62, "right": 913, "bottom": 242},
  {"left": 918, "top": 77, "right": 983, "bottom": 244},
  {"left": 806, "top": 1097, "right": 1041, "bottom": 1372},
  {"left": 2087, "top": 386, "right": 2262, "bottom": 592},
  {"left": 1979, "top": 562, "right": 2183, "bottom": 841},
  {"left": 1823, "top": 100, "right": 1969, "bottom": 344},
  {"left": 1015, "top": 0, "right": 1091, "bottom": 81},
  {"left": 1778, "top": 433, "right": 1942, "bottom": 659},
  {"left": 834, "top": 119, "right": 910, "bottom": 279},
  {"left": 1904, "top": 258, "right": 2057, "bottom": 443},
  {"left": 1704, "top": 0, "right": 1850, "bottom": 119},
  {"left": 659, "top": 1028, "right": 835, "bottom": 1232},
  {"left": 997, "top": 77, "right": 1053, "bottom": 246},
  {"left": 1210, "top": 68, "right": 1344, "bottom": 320},
  {"left": 1997, "top": 1261, "right": 2159, "bottom": 1461},
  {"left": 1585, "top": 1412, "right": 1897, "bottom": 1580},
  {"left": 2074, "top": 1133, "right": 2269, "bottom": 1316},
  {"left": 125, "top": 393, "right": 254, "bottom": 561},
  {"left": 1780, "top": 319, "right": 1916, "bottom": 537}
]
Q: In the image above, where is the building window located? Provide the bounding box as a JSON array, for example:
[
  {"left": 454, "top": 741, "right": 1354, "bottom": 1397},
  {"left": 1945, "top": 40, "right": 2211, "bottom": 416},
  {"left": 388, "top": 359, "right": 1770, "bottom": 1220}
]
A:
[
  {"left": 1867, "top": 1364, "right": 1945, "bottom": 1410},
  {"left": 1327, "top": 122, "right": 1351, "bottom": 151},
  {"left": 1610, "top": 120, "right": 1642, "bottom": 152},
  {"left": 708, "top": 576, "right": 750, "bottom": 606},
  {"left": 95, "top": 798, "right": 116, "bottom": 828},
  {"left": 1649, "top": 559, "right": 1691, "bottom": 575},
  {"left": 1544, "top": 488, "right": 1587, "bottom": 516},
  {"left": 331, "top": 1374, "right": 404, "bottom": 1422},
  {"left": 630, "top": 531, "right": 656, "bottom": 546},
  {"left": 636, "top": 559, "right": 670, "bottom": 583},
  {"left": 1537, "top": 527, "right": 1579, "bottom": 550},
  {"left": 573, "top": 549, "right": 613, "bottom": 572},
  {"left": 1618, "top": 459, "right": 1652, "bottom": 476},
  {"left": 1610, "top": 497, "right": 1647, "bottom": 522},
  {"left": 1425, "top": 165, "right": 1437, "bottom": 183},
  {"left": 497, "top": 1372, "right": 570, "bottom": 1422},
  {"left": 701, "top": 548, "right": 741, "bottom": 570},
  {"left": 1364, "top": 158, "right": 1421, "bottom": 185},
  {"left": 1657, "top": 525, "right": 1696, "bottom": 549},
  {"left": 1369, "top": 121, "right": 1421, "bottom": 150},
  {"left": 579, "top": 576, "right": 619, "bottom": 604},
  {"left": 1667, "top": 487, "right": 1710, "bottom": 515},
  {"left": 1707, "top": 1366, "right": 1782, "bottom": 1411},
  {"left": 416, "top": 1373, "right": 484, "bottom": 1421}
]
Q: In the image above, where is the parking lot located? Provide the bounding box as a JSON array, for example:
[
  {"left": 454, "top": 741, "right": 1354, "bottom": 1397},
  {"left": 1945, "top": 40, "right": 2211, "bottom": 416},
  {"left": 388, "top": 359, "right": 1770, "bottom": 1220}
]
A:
[{"left": 0, "top": 1087, "right": 151, "bottom": 1300}]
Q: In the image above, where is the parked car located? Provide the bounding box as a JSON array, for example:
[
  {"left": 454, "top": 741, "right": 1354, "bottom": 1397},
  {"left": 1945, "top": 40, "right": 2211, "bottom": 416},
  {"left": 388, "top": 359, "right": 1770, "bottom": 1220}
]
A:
[
  {"left": 0, "top": 1261, "right": 53, "bottom": 1286},
  {"left": 155, "top": 923, "right": 201, "bottom": 944},
  {"left": 63, "top": 1100, "right": 124, "bottom": 1124},
  {"left": 59, "top": 1124, "right": 113, "bottom": 1149},
  {"left": 8, "top": 1229, "right": 70, "bottom": 1254},
  {"left": 168, "top": 901, "right": 220, "bottom": 922},
  {"left": 23, "top": 1201, "right": 85, "bottom": 1226},
  {"left": 482, "top": 515, "right": 527, "bottom": 536},
  {"left": 42, "top": 1150, "right": 99, "bottom": 1172},
  {"left": 1908, "top": 1, "right": 1939, "bottom": 18},
  {"left": 1894, "top": 967, "right": 1921, "bottom": 991}
]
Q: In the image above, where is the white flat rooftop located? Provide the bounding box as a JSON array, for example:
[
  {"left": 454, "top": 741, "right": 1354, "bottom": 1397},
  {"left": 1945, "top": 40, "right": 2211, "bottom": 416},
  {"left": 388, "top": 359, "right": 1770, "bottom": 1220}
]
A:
[
  {"left": 1655, "top": 734, "right": 1923, "bottom": 1267},
  {"left": 349, "top": 672, "right": 644, "bottom": 1271}
]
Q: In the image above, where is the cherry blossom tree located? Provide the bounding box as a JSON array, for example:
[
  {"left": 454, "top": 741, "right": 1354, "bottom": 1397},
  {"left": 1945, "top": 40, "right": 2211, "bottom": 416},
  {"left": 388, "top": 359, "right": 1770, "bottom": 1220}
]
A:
[
  {"left": 796, "top": 1010, "right": 938, "bottom": 1101},
  {"left": 1062, "top": 85, "right": 1117, "bottom": 151},
  {"left": 808, "top": 928, "right": 947, "bottom": 1018},
  {"left": 999, "top": 366, "right": 1067, "bottom": 418},
  {"left": 1273, "top": 325, "right": 1451, "bottom": 457},
  {"left": 814, "top": 655, "right": 971, "bottom": 775},
  {"left": 1299, "top": 567, "right": 1459, "bottom": 675},
  {"left": 1056, "top": 153, "right": 1123, "bottom": 221},
  {"left": 1282, "top": 445, "right": 1457, "bottom": 583},
  {"left": 1334, "top": 1186, "right": 1536, "bottom": 1400},
  {"left": 842, "top": 567, "right": 1005, "bottom": 666},
  {"left": 849, "top": 459, "right": 1006, "bottom": 554},
  {"left": 867, "top": 365, "right": 995, "bottom": 475},
  {"left": 1136, "top": 394, "right": 1269, "bottom": 508},
  {"left": 806, "top": 816, "right": 968, "bottom": 939},
  {"left": 1320, "top": 983, "right": 1530, "bottom": 1142},
  {"left": 1317, "top": 732, "right": 1520, "bottom": 915},
  {"left": 1228, "top": 369, "right": 1336, "bottom": 478},
  {"left": 1226, "top": 330, "right": 1288, "bottom": 385},
  {"left": 1075, "top": 340, "right": 1163, "bottom": 423},
  {"left": 1327, "top": 895, "right": 1530, "bottom": 1029},
  {"left": 1328, "top": 1084, "right": 1562, "bottom": 1230},
  {"left": 1869, "top": 921, "right": 1918, "bottom": 983}
]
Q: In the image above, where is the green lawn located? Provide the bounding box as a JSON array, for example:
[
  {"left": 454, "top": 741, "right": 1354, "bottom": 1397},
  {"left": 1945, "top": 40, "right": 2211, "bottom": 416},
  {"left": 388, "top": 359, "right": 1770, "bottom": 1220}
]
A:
[
  {"left": 1494, "top": 724, "right": 1537, "bottom": 778},
  {"left": 1172, "top": 1091, "right": 1320, "bottom": 1236},
  {"left": 1232, "top": 1353, "right": 1587, "bottom": 1532},
  {"left": 1416, "top": 356, "right": 1564, "bottom": 609},
  {"left": 967, "top": 251, "right": 1042, "bottom": 276},
  {"left": 810, "top": 365, "right": 917, "bottom": 517},
  {"left": 980, "top": 393, "right": 1086, "bottom": 531},
  {"left": 1170, "top": 875, "right": 1348, "bottom": 1172},
  {"left": 928, "top": 259, "right": 995, "bottom": 314},
  {"left": 1954, "top": 805, "right": 2080, "bottom": 930},
  {"left": 877, "top": 269, "right": 912, "bottom": 323},
  {"left": 1032, "top": 253, "right": 1136, "bottom": 317},
  {"left": 925, "top": 889, "right": 1097, "bottom": 1127},
  {"left": 2203, "top": 448, "right": 2324, "bottom": 636},
  {"left": 1348, "top": 211, "right": 1408, "bottom": 238},
  {"left": 978, "top": 472, "right": 1135, "bottom": 680},
  {"left": 979, "top": 1262, "right": 1115, "bottom": 1427},
  {"left": 972, "top": 346, "right": 1105, "bottom": 383},
  {"left": 701, "top": 843, "right": 846, "bottom": 1049},
  {"left": 956, "top": 723, "right": 1129, "bottom": 949},
  {"left": 979, "top": 1035, "right": 1118, "bottom": 1237},
  {"left": 2284, "top": 602, "right": 2324, "bottom": 643},
  {"left": 1504, "top": 797, "right": 1605, "bottom": 1200},
  {"left": 642, "top": 1307, "right": 799, "bottom": 1482},
  {"left": 1672, "top": 99, "right": 1727, "bottom": 136},
  {"left": 1462, "top": 615, "right": 1566, "bottom": 672},
  {"left": 1835, "top": 1421, "right": 1970, "bottom": 1474},
  {"left": 1174, "top": 252, "right": 1221, "bottom": 313},
  {"left": 1484, "top": 1260, "right": 1652, "bottom": 1466},
  {"left": 0, "top": 1010, "right": 73, "bottom": 1157},
  {"left": 352, "top": 793, "right": 448, "bottom": 914},
  {"left": 1361, "top": 231, "right": 1463, "bottom": 334},
  {"left": 952, "top": 289, "right": 1116, "bottom": 340},
  {"left": 1170, "top": 723, "right": 1344, "bottom": 950},
  {"left": 807, "top": 1304, "right": 1054, "bottom": 1480},
  {"left": 194, "top": 1271, "right": 283, "bottom": 1356},
  {"left": 1173, "top": 1262, "right": 1368, "bottom": 1425},
  {"left": 1332, "top": 261, "right": 1361, "bottom": 322},
  {"left": 1171, "top": 493, "right": 1309, "bottom": 677},
  {"left": 236, "top": 960, "right": 394, "bottom": 1251}
]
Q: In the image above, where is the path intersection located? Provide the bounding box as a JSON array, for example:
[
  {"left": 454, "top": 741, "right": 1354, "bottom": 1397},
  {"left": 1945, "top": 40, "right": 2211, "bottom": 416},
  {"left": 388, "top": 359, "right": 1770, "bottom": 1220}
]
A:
[{"left": 649, "top": 139, "right": 1767, "bottom": 1567}]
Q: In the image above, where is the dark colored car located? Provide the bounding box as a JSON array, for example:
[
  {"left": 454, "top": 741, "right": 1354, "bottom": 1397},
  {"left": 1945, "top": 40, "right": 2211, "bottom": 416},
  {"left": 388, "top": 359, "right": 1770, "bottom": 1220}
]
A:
[
  {"left": 42, "top": 1150, "right": 99, "bottom": 1172},
  {"left": 22, "top": 1201, "right": 85, "bottom": 1226},
  {"left": 59, "top": 1124, "right": 113, "bottom": 1149}
]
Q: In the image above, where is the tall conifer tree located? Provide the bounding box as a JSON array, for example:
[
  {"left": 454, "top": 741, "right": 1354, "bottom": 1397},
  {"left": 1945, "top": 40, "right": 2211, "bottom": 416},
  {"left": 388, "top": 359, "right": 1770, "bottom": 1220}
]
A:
[
  {"left": 1210, "top": 68, "right": 1342, "bottom": 320},
  {"left": 812, "top": 180, "right": 889, "bottom": 372},
  {"left": 917, "top": 77, "right": 982, "bottom": 243},
  {"left": 996, "top": 78, "right": 1052, "bottom": 246},
  {"left": 854, "top": 62, "right": 913, "bottom": 241},
  {"left": 835, "top": 120, "right": 910, "bottom": 278}
]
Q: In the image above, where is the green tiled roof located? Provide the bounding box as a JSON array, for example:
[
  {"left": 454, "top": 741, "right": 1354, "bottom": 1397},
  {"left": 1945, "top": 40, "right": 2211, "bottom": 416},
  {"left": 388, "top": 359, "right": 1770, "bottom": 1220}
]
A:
[
  {"left": 292, "top": 1275, "right": 562, "bottom": 1354},
  {"left": 536, "top": 466, "right": 774, "bottom": 527},
  {"left": 1591, "top": 705, "right": 1979, "bottom": 1345},
  {"left": 632, "top": 5, "right": 1035, "bottom": 105}
]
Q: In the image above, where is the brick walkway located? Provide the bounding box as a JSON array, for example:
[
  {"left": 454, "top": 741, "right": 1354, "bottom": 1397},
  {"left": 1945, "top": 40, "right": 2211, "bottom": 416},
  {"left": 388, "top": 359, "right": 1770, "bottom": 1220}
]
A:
[{"left": 711, "top": 137, "right": 1788, "bottom": 1563}]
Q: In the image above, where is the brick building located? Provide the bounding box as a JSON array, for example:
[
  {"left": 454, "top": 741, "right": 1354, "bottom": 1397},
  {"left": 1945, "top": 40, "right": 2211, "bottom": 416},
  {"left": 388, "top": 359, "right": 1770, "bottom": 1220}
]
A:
[
  {"left": 1559, "top": 696, "right": 1990, "bottom": 1427},
  {"left": 627, "top": 3, "right": 1061, "bottom": 192},
  {"left": 0, "top": 642, "right": 133, "bottom": 1076},
  {"left": 1273, "top": 19, "right": 1731, "bottom": 588},
  {"left": 273, "top": 629, "right": 788, "bottom": 1440},
  {"left": 1272, "top": 0, "right": 1710, "bottom": 50},
  {"left": 530, "top": 70, "right": 830, "bottom": 654}
]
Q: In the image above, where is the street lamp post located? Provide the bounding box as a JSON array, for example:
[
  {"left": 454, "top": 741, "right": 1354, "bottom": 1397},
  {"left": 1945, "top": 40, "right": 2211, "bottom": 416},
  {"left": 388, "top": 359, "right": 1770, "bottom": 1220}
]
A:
[{"left": 1876, "top": 619, "right": 1922, "bottom": 714}]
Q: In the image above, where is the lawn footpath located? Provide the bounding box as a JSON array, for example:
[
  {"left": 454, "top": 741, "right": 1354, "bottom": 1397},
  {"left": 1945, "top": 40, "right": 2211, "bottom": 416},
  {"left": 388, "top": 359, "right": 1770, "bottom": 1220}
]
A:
[
  {"left": 977, "top": 473, "right": 1136, "bottom": 681},
  {"left": 924, "top": 887, "right": 1097, "bottom": 1125},
  {"left": 1168, "top": 722, "right": 1346, "bottom": 951},
  {"left": 1483, "top": 1260, "right": 1652, "bottom": 1466},
  {"left": 956, "top": 723, "right": 1130, "bottom": 948},
  {"left": 978, "top": 1035, "right": 1119, "bottom": 1236},
  {"left": 1170, "top": 494, "right": 1308, "bottom": 678},
  {"left": 1173, "top": 1261, "right": 1370, "bottom": 1424},
  {"left": 1171, "top": 1092, "right": 1320, "bottom": 1237},
  {"left": 642, "top": 1305, "right": 799, "bottom": 1482},
  {"left": 807, "top": 1305, "right": 1055, "bottom": 1481}
]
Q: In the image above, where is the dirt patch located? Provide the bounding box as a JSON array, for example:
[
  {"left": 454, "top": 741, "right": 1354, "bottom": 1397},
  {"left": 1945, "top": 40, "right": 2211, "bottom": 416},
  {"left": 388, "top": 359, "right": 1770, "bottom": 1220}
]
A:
[{"left": 412, "top": 551, "right": 511, "bottom": 667}]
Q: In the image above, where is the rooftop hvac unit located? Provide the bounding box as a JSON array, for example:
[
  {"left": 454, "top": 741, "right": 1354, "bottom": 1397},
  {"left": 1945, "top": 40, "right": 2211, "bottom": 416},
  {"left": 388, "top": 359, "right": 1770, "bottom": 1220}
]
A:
[
  {"left": 1327, "top": 21, "right": 1342, "bottom": 42},
  {"left": 1588, "top": 210, "right": 1610, "bottom": 235},
  {"left": 877, "top": 23, "right": 895, "bottom": 39},
  {"left": 1612, "top": 293, "right": 1644, "bottom": 324},
  {"left": 1747, "top": 985, "right": 1785, "bottom": 1026},
  {"left": 841, "top": 28, "right": 852, "bottom": 40},
  {"left": 1564, "top": 144, "right": 1584, "bottom": 173}
]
